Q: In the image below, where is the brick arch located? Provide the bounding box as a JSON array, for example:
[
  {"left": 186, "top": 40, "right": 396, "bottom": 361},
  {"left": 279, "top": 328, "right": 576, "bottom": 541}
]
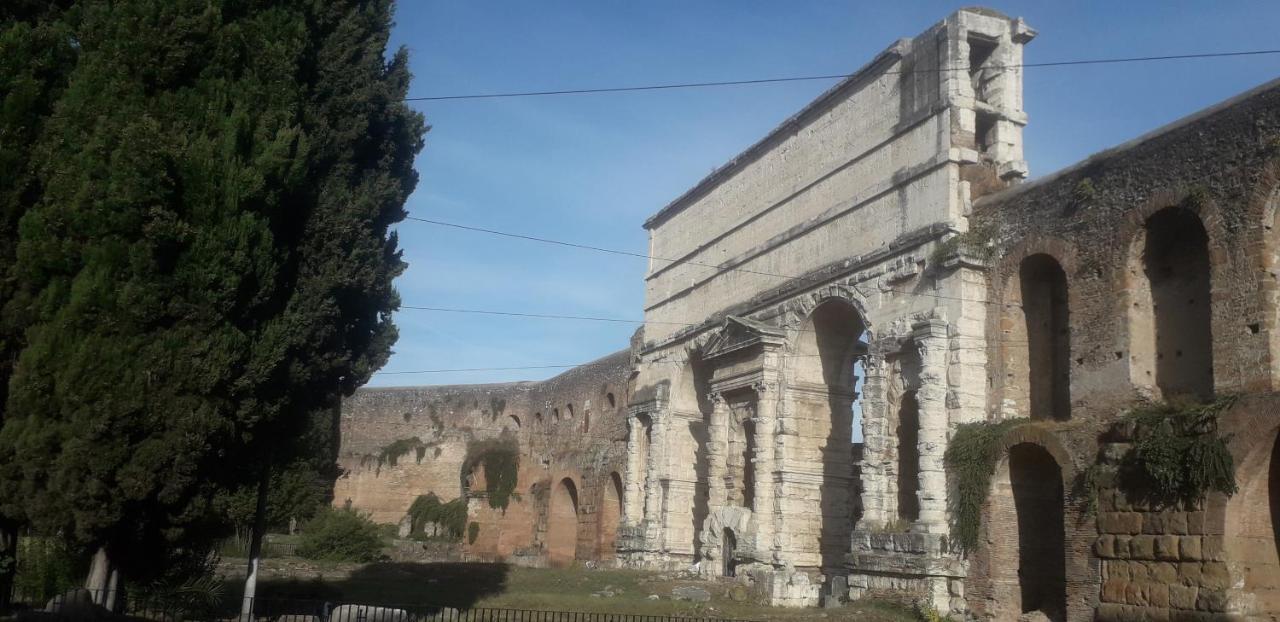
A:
[
  {"left": 546, "top": 472, "right": 583, "bottom": 567},
  {"left": 992, "top": 236, "right": 1081, "bottom": 421},
  {"left": 1117, "top": 188, "right": 1228, "bottom": 400},
  {"left": 596, "top": 471, "right": 624, "bottom": 560},
  {"left": 969, "top": 425, "right": 1095, "bottom": 622},
  {"left": 1222, "top": 399, "right": 1280, "bottom": 615},
  {"left": 1254, "top": 167, "right": 1280, "bottom": 390}
]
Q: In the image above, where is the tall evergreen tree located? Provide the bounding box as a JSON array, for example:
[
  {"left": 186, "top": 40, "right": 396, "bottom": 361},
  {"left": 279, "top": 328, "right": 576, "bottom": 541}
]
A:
[
  {"left": 0, "top": 0, "right": 79, "bottom": 604},
  {"left": 0, "top": 0, "right": 423, "bottom": 592}
]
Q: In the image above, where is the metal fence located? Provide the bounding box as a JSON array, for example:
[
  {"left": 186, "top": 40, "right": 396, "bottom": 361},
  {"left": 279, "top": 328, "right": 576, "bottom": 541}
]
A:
[{"left": 11, "top": 590, "right": 760, "bottom": 622}]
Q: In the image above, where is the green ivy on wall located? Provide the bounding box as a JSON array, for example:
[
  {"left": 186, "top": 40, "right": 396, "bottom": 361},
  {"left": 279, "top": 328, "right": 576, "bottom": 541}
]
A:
[
  {"left": 461, "top": 434, "right": 520, "bottom": 509},
  {"left": 944, "top": 418, "right": 1029, "bottom": 553}
]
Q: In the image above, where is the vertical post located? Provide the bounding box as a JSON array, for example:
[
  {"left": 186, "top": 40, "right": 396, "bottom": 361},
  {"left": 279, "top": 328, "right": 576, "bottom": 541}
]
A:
[
  {"left": 912, "top": 319, "right": 950, "bottom": 531},
  {"left": 705, "top": 393, "right": 728, "bottom": 512},
  {"left": 241, "top": 464, "right": 271, "bottom": 620},
  {"left": 84, "top": 547, "right": 110, "bottom": 605},
  {"left": 642, "top": 410, "right": 667, "bottom": 553},
  {"left": 624, "top": 416, "right": 644, "bottom": 524},
  {"left": 751, "top": 381, "right": 777, "bottom": 563},
  {"left": 857, "top": 353, "right": 888, "bottom": 527}
]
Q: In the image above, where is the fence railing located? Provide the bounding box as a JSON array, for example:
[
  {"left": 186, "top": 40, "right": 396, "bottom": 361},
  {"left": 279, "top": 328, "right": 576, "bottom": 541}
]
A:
[{"left": 11, "top": 590, "right": 760, "bottom": 622}]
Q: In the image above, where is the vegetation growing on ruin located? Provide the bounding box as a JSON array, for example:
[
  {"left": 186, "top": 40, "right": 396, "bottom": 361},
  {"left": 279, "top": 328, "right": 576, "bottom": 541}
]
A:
[
  {"left": 1071, "top": 177, "right": 1097, "bottom": 205},
  {"left": 1117, "top": 396, "right": 1237, "bottom": 505},
  {"left": 930, "top": 220, "right": 999, "bottom": 268},
  {"left": 467, "top": 522, "right": 480, "bottom": 545},
  {"left": 462, "top": 434, "right": 520, "bottom": 509},
  {"left": 944, "top": 418, "right": 1029, "bottom": 553},
  {"left": 377, "top": 437, "right": 428, "bottom": 467},
  {"left": 406, "top": 493, "right": 467, "bottom": 541}
]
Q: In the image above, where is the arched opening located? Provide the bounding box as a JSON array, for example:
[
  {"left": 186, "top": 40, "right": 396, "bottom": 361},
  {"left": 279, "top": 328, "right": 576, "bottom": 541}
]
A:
[
  {"left": 721, "top": 528, "right": 738, "bottom": 577},
  {"left": 896, "top": 391, "right": 920, "bottom": 522},
  {"left": 582, "top": 409, "right": 590, "bottom": 433},
  {"left": 507, "top": 415, "right": 521, "bottom": 430},
  {"left": 565, "top": 404, "right": 574, "bottom": 420},
  {"left": 791, "top": 299, "right": 867, "bottom": 569},
  {"left": 988, "top": 443, "right": 1066, "bottom": 621},
  {"left": 597, "top": 472, "right": 623, "bottom": 560},
  {"left": 1129, "top": 207, "right": 1214, "bottom": 400},
  {"left": 534, "top": 412, "right": 543, "bottom": 426},
  {"left": 553, "top": 408, "right": 560, "bottom": 421},
  {"left": 1225, "top": 429, "right": 1280, "bottom": 614},
  {"left": 1019, "top": 254, "right": 1070, "bottom": 420},
  {"left": 547, "top": 477, "right": 579, "bottom": 567},
  {"left": 606, "top": 392, "right": 616, "bottom": 409}
]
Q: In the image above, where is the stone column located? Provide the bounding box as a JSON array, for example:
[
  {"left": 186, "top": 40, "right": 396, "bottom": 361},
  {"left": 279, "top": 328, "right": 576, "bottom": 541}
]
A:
[
  {"left": 857, "top": 353, "right": 889, "bottom": 527},
  {"left": 706, "top": 392, "right": 729, "bottom": 511},
  {"left": 644, "top": 411, "right": 666, "bottom": 529},
  {"left": 751, "top": 380, "right": 778, "bottom": 563},
  {"left": 624, "top": 415, "right": 644, "bottom": 524},
  {"left": 912, "top": 319, "right": 950, "bottom": 532}
]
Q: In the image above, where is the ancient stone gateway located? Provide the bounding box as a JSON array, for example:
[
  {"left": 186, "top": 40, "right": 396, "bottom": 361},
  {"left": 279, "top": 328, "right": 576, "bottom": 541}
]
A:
[
  {"left": 623, "top": 7, "right": 1035, "bottom": 607},
  {"left": 332, "top": 7, "right": 1280, "bottom": 618}
]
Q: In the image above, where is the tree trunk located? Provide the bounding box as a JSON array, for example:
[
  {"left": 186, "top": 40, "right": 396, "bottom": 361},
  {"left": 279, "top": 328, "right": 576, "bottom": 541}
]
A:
[
  {"left": 84, "top": 547, "right": 111, "bottom": 605},
  {"left": 103, "top": 569, "right": 119, "bottom": 612},
  {"left": 240, "top": 465, "right": 271, "bottom": 620},
  {"left": 0, "top": 523, "right": 15, "bottom": 609}
]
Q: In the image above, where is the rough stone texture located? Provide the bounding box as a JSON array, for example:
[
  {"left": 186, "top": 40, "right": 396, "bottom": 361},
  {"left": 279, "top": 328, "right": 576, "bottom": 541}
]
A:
[
  {"left": 336, "top": 350, "right": 632, "bottom": 567},
  {"left": 969, "top": 74, "right": 1280, "bottom": 620},
  {"left": 330, "top": 6, "right": 1280, "bottom": 619}
]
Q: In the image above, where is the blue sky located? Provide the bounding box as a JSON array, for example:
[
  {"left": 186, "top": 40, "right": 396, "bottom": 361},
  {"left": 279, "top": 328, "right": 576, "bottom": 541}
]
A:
[{"left": 370, "top": 2, "right": 1280, "bottom": 387}]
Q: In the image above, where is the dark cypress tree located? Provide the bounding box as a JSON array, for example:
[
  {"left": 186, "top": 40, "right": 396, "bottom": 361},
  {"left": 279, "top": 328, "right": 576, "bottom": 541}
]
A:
[
  {"left": 0, "top": 0, "right": 79, "bottom": 604},
  {"left": 0, "top": 0, "right": 423, "bottom": 593}
]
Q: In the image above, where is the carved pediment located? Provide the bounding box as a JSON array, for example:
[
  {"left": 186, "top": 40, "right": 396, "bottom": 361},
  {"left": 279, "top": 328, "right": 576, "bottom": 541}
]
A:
[{"left": 702, "top": 316, "right": 786, "bottom": 361}]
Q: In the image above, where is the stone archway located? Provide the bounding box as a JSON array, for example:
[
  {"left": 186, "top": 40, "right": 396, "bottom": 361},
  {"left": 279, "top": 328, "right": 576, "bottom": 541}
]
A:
[
  {"left": 1225, "top": 427, "right": 1280, "bottom": 615},
  {"left": 597, "top": 472, "right": 623, "bottom": 560},
  {"left": 789, "top": 298, "right": 867, "bottom": 570},
  {"left": 987, "top": 442, "right": 1067, "bottom": 622},
  {"left": 547, "top": 477, "right": 579, "bottom": 567}
]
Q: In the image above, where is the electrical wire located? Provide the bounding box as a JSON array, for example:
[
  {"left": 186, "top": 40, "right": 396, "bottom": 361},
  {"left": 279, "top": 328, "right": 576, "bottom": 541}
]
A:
[{"left": 405, "top": 50, "right": 1280, "bottom": 101}]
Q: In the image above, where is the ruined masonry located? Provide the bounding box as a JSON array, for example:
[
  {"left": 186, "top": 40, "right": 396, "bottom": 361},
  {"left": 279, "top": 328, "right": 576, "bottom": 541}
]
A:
[{"left": 335, "top": 8, "right": 1280, "bottom": 621}]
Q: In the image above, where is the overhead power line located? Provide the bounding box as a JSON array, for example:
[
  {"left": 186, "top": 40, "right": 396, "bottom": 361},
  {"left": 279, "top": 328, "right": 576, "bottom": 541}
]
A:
[
  {"left": 405, "top": 49, "right": 1280, "bottom": 101},
  {"left": 403, "top": 216, "right": 1002, "bottom": 307}
]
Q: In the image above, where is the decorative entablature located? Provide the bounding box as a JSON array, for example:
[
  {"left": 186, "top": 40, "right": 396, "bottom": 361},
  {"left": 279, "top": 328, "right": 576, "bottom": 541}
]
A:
[{"left": 701, "top": 316, "right": 787, "bottom": 361}]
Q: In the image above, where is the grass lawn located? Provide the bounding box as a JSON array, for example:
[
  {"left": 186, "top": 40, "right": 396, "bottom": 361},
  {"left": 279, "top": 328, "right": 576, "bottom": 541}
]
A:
[{"left": 223, "top": 558, "right": 916, "bottom": 622}]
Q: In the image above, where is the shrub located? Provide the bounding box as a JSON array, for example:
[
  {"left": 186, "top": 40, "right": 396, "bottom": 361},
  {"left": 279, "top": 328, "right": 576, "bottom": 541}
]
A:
[
  {"left": 297, "top": 508, "right": 385, "bottom": 563},
  {"left": 12, "top": 537, "right": 84, "bottom": 603}
]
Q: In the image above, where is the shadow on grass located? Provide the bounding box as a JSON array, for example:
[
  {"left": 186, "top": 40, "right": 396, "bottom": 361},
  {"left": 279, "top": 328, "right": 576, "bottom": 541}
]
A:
[{"left": 257, "top": 562, "right": 510, "bottom": 610}]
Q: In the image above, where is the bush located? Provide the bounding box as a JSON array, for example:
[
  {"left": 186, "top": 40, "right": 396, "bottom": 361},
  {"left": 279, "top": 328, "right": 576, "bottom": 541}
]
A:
[
  {"left": 297, "top": 508, "right": 385, "bottom": 563},
  {"left": 12, "top": 537, "right": 84, "bottom": 603}
]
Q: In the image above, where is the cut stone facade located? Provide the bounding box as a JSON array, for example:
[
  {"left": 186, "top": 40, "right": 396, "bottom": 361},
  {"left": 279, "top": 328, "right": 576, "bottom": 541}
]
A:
[{"left": 334, "top": 6, "right": 1280, "bottom": 619}]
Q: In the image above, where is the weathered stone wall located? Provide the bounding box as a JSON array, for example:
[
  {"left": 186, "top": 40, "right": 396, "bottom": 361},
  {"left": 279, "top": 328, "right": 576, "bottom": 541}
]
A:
[
  {"left": 335, "top": 350, "right": 633, "bottom": 566},
  {"left": 628, "top": 7, "right": 1036, "bottom": 610},
  {"left": 969, "top": 78, "right": 1280, "bottom": 620}
]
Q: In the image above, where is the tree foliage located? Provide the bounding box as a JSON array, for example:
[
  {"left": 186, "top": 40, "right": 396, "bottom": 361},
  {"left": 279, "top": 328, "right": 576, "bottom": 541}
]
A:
[
  {"left": 0, "top": 0, "right": 424, "bottom": 584},
  {"left": 296, "top": 508, "right": 384, "bottom": 563}
]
